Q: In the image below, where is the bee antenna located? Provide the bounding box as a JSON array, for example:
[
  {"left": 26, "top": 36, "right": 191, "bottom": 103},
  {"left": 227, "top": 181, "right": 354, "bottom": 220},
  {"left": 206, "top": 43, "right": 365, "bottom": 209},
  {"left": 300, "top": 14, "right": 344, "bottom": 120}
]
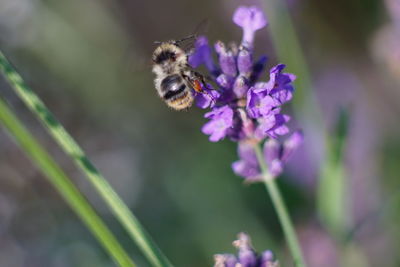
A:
[
  {"left": 154, "top": 41, "right": 162, "bottom": 45},
  {"left": 174, "top": 34, "right": 197, "bottom": 45}
]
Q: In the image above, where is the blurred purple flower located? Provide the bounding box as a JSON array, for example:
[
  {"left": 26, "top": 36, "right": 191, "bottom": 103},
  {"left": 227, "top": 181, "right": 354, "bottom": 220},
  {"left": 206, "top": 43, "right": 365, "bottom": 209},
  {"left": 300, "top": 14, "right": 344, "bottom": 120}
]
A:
[
  {"left": 232, "top": 141, "right": 262, "bottom": 182},
  {"left": 190, "top": 5, "right": 301, "bottom": 181},
  {"left": 214, "top": 233, "right": 279, "bottom": 267},
  {"left": 264, "top": 131, "right": 304, "bottom": 177}
]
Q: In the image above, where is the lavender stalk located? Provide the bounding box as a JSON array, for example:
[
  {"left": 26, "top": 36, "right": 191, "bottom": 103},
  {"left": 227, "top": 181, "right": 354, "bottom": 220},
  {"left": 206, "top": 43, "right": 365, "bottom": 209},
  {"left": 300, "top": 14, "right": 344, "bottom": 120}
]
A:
[{"left": 254, "top": 144, "right": 305, "bottom": 267}]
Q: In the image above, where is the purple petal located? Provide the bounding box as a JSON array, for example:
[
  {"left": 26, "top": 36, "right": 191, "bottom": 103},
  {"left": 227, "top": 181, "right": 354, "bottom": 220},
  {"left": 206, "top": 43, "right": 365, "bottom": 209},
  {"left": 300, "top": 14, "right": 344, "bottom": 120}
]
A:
[
  {"left": 261, "top": 250, "right": 274, "bottom": 262},
  {"left": 238, "top": 249, "right": 258, "bottom": 267},
  {"left": 232, "top": 141, "right": 262, "bottom": 180},
  {"left": 233, "top": 6, "right": 268, "bottom": 47},
  {"left": 260, "top": 251, "right": 278, "bottom": 267},
  {"left": 253, "top": 82, "right": 272, "bottom": 95},
  {"left": 246, "top": 86, "right": 274, "bottom": 118},
  {"left": 269, "top": 159, "right": 284, "bottom": 177},
  {"left": 214, "top": 254, "right": 238, "bottom": 267},
  {"left": 189, "top": 36, "right": 219, "bottom": 75},
  {"left": 255, "top": 114, "right": 290, "bottom": 139},
  {"left": 233, "top": 76, "right": 249, "bottom": 98},
  {"left": 202, "top": 105, "right": 234, "bottom": 142},
  {"left": 237, "top": 47, "right": 253, "bottom": 75},
  {"left": 267, "top": 114, "right": 291, "bottom": 138},
  {"left": 259, "top": 95, "right": 278, "bottom": 117},
  {"left": 281, "top": 130, "right": 303, "bottom": 162},
  {"left": 233, "top": 233, "right": 258, "bottom": 266},
  {"left": 257, "top": 114, "right": 277, "bottom": 133},
  {"left": 195, "top": 85, "right": 220, "bottom": 109},
  {"left": 232, "top": 160, "right": 262, "bottom": 180},
  {"left": 238, "top": 141, "right": 258, "bottom": 165},
  {"left": 216, "top": 73, "right": 234, "bottom": 89},
  {"left": 237, "top": 109, "right": 255, "bottom": 138},
  {"left": 263, "top": 138, "right": 281, "bottom": 164},
  {"left": 267, "top": 64, "right": 296, "bottom": 104},
  {"left": 270, "top": 64, "right": 286, "bottom": 74},
  {"left": 215, "top": 41, "right": 237, "bottom": 77}
]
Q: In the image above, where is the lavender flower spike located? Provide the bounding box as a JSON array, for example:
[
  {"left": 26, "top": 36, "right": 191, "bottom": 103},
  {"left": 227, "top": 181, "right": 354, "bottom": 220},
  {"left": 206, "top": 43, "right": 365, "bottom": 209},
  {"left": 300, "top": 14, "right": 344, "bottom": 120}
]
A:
[
  {"left": 213, "top": 233, "right": 279, "bottom": 267},
  {"left": 233, "top": 6, "right": 268, "bottom": 47},
  {"left": 192, "top": 6, "right": 305, "bottom": 266},
  {"left": 190, "top": 6, "right": 299, "bottom": 181}
]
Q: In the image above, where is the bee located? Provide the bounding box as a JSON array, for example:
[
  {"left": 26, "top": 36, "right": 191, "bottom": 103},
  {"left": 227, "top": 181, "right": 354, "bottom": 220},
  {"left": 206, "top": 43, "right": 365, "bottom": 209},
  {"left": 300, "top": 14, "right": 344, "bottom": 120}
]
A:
[{"left": 152, "top": 35, "right": 208, "bottom": 110}]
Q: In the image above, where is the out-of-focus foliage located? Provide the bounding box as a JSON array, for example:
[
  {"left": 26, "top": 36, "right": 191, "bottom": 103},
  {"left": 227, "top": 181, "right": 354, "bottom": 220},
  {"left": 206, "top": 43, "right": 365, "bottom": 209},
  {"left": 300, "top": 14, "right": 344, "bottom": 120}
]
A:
[{"left": 1, "top": 0, "right": 399, "bottom": 266}]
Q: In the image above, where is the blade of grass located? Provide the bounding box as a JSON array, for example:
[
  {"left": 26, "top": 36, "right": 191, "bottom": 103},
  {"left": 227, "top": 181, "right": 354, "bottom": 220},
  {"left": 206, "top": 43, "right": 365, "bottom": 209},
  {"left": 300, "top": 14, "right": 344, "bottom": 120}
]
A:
[
  {"left": 317, "top": 108, "right": 350, "bottom": 239},
  {"left": 0, "top": 97, "right": 135, "bottom": 267},
  {"left": 0, "top": 51, "right": 173, "bottom": 267}
]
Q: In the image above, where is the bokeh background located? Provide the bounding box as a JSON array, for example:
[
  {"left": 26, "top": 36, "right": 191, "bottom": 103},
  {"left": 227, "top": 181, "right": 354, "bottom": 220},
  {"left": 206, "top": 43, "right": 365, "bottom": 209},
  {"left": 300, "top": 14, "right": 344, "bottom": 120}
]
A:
[{"left": 1, "top": 0, "right": 399, "bottom": 266}]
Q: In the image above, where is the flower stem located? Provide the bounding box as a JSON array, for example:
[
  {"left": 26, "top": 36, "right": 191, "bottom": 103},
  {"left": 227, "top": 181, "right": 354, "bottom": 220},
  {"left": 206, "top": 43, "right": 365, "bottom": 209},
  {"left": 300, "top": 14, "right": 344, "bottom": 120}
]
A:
[
  {"left": 0, "top": 51, "right": 173, "bottom": 267},
  {"left": 0, "top": 97, "right": 135, "bottom": 267},
  {"left": 254, "top": 144, "right": 306, "bottom": 267}
]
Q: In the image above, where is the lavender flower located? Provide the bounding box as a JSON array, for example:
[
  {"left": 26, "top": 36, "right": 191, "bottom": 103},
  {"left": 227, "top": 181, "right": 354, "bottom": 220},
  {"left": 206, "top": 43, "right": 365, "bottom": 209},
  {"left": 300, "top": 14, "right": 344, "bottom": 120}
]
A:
[
  {"left": 232, "top": 131, "right": 303, "bottom": 181},
  {"left": 190, "top": 5, "right": 302, "bottom": 181},
  {"left": 202, "top": 105, "right": 234, "bottom": 142},
  {"left": 264, "top": 131, "right": 304, "bottom": 178},
  {"left": 214, "top": 233, "right": 279, "bottom": 267}
]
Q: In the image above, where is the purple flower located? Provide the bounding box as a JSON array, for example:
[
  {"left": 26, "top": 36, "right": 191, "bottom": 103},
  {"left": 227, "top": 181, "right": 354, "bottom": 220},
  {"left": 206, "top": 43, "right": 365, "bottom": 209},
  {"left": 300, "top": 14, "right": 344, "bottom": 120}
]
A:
[
  {"left": 233, "top": 6, "right": 268, "bottom": 47},
  {"left": 189, "top": 36, "right": 219, "bottom": 76},
  {"left": 255, "top": 114, "right": 290, "bottom": 139},
  {"left": 214, "top": 254, "right": 237, "bottom": 267},
  {"left": 213, "top": 233, "right": 279, "bottom": 267},
  {"left": 215, "top": 41, "right": 238, "bottom": 77},
  {"left": 264, "top": 131, "right": 304, "bottom": 177},
  {"left": 195, "top": 84, "right": 220, "bottom": 109},
  {"left": 202, "top": 105, "right": 234, "bottom": 142},
  {"left": 188, "top": 6, "right": 300, "bottom": 181},
  {"left": 232, "top": 141, "right": 262, "bottom": 182},
  {"left": 267, "top": 64, "right": 296, "bottom": 104},
  {"left": 232, "top": 131, "right": 302, "bottom": 181},
  {"left": 246, "top": 88, "right": 278, "bottom": 119},
  {"left": 237, "top": 47, "right": 253, "bottom": 75}
]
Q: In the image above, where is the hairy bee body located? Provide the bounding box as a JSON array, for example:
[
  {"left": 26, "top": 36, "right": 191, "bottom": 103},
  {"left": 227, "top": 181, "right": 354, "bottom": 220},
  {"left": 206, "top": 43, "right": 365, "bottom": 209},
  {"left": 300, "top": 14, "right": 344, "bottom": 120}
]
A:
[{"left": 152, "top": 40, "right": 205, "bottom": 110}]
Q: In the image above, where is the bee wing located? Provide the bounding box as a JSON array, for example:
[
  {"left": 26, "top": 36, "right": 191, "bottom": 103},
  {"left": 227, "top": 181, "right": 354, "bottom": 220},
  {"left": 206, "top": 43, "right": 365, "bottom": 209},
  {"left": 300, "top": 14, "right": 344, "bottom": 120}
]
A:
[
  {"left": 176, "top": 18, "right": 210, "bottom": 53},
  {"left": 192, "top": 18, "right": 210, "bottom": 38}
]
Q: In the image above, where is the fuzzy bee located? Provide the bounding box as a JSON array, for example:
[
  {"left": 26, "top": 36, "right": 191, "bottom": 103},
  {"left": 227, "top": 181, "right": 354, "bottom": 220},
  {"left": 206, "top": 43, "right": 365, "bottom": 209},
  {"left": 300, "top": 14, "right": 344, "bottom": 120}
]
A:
[{"left": 152, "top": 36, "right": 208, "bottom": 110}]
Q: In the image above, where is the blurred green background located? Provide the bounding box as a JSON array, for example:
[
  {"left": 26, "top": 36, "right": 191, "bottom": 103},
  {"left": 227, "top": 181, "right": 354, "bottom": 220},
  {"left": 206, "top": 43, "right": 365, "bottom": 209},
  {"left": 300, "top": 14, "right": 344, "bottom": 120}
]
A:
[{"left": 1, "top": 0, "right": 399, "bottom": 266}]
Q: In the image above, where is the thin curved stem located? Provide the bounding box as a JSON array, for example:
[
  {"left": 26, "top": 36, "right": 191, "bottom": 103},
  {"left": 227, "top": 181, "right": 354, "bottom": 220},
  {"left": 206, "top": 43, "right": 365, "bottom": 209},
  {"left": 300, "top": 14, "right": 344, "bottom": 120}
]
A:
[
  {"left": 254, "top": 144, "right": 306, "bottom": 267},
  {"left": 0, "top": 51, "right": 173, "bottom": 267},
  {"left": 0, "top": 97, "right": 135, "bottom": 267}
]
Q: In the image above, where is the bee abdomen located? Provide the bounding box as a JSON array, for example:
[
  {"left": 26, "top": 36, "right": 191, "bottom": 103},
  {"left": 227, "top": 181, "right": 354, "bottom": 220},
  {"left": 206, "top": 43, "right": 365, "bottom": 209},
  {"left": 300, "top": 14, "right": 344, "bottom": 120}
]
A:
[
  {"left": 164, "top": 84, "right": 186, "bottom": 99},
  {"left": 166, "top": 91, "right": 193, "bottom": 110},
  {"left": 160, "top": 74, "right": 185, "bottom": 99}
]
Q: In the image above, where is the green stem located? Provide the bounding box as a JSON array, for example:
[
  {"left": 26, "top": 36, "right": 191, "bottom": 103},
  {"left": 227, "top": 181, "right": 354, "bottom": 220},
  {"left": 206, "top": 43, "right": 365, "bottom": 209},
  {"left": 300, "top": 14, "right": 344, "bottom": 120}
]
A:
[
  {"left": 0, "top": 97, "right": 134, "bottom": 267},
  {"left": 254, "top": 144, "right": 306, "bottom": 267},
  {"left": 0, "top": 51, "right": 172, "bottom": 267}
]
